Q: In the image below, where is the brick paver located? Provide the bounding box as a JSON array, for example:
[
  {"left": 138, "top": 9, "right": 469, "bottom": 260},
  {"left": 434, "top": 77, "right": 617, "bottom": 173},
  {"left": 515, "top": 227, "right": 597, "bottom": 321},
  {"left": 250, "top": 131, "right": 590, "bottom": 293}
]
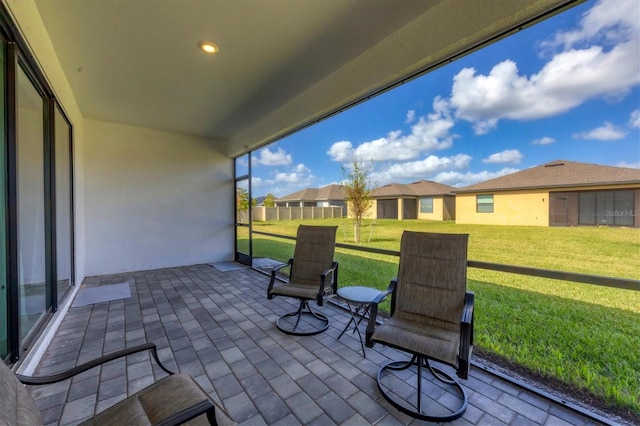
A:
[{"left": 27, "top": 264, "right": 611, "bottom": 425}]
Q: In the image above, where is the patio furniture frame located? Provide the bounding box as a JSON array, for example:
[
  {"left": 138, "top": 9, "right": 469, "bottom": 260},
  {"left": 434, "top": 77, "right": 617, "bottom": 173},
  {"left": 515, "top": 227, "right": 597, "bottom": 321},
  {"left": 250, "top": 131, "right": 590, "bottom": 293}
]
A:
[
  {"left": 4, "top": 343, "right": 234, "bottom": 426},
  {"left": 366, "top": 231, "right": 474, "bottom": 422},
  {"left": 267, "top": 225, "right": 338, "bottom": 336}
]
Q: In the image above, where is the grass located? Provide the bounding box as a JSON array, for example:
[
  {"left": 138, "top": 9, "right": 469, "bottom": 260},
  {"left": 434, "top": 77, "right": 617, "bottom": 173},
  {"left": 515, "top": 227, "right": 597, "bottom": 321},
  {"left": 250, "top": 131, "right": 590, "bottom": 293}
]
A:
[{"left": 247, "top": 218, "right": 640, "bottom": 419}]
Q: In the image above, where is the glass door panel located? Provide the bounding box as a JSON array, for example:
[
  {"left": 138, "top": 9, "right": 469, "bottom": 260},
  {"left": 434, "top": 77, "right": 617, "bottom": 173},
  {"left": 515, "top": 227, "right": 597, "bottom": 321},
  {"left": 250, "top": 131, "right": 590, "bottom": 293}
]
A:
[
  {"left": 0, "top": 41, "right": 7, "bottom": 359},
  {"left": 236, "top": 180, "right": 250, "bottom": 225},
  {"left": 17, "top": 65, "right": 47, "bottom": 341},
  {"left": 55, "top": 106, "right": 73, "bottom": 302},
  {"left": 234, "top": 154, "right": 251, "bottom": 265}
]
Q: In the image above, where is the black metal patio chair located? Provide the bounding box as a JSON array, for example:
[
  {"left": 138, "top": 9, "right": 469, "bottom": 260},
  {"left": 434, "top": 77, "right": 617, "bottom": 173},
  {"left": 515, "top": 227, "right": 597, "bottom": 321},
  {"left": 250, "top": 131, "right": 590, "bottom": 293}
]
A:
[
  {"left": 1, "top": 343, "right": 235, "bottom": 425},
  {"left": 267, "top": 225, "right": 338, "bottom": 335},
  {"left": 366, "top": 231, "right": 474, "bottom": 421}
]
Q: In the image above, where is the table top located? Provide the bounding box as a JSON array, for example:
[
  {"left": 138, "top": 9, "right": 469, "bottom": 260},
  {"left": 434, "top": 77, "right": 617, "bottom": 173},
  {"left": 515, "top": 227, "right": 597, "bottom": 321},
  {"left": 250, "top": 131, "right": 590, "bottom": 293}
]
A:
[{"left": 337, "top": 286, "right": 383, "bottom": 304}]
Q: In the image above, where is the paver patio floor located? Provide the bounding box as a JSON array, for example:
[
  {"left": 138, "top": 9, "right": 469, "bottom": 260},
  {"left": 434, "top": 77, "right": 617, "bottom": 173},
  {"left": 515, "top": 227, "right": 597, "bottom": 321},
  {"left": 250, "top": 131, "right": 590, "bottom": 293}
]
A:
[{"left": 27, "top": 264, "right": 607, "bottom": 425}]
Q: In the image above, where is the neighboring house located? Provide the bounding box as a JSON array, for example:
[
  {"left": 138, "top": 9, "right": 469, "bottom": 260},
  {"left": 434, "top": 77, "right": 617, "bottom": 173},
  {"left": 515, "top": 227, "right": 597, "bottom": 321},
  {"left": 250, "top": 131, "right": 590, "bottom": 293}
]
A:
[
  {"left": 275, "top": 184, "right": 346, "bottom": 210},
  {"left": 369, "top": 180, "right": 456, "bottom": 220},
  {"left": 454, "top": 160, "right": 640, "bottom": 227}
]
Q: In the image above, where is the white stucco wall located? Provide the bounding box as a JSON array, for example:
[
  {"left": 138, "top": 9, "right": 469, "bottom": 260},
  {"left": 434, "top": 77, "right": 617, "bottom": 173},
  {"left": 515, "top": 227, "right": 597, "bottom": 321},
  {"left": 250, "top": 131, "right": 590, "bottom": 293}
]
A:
[{"left": 84, "top": 119, "right": 233, "bottom": 275}]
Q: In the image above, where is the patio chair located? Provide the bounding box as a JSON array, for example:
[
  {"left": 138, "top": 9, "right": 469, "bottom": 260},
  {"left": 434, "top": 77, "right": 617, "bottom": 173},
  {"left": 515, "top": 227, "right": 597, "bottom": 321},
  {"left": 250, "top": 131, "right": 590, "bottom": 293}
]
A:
[
  {"left": 365, "top": 231, "right": 474, "bottom": 422},
  {"left": 1, "top": 342, "right": 235, "bottom": 426},
  {"left": 267, "top": 225, "right": 338, "bottom": 335}
]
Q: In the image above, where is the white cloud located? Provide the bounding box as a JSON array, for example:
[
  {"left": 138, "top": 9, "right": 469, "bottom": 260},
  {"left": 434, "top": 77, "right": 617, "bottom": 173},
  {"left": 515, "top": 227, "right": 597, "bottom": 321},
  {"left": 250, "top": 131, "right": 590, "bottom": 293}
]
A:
[
  {"left": 449, "top": 0, "right": 640, "bottom": 134},
  {"left": 482, "top": 149, "right": 523, "bottom": 164},
  {"left": 572, "top": 121, "right": 627, "bottom": 140},
  {"left": 369, "top": 154, "right": 471, "bottom": 185},
  {"left": 616, "top": 161, "right": 640, "bottom": 169},
  {"left": 433, "top": 167, "right": 520, "bottom": 187},
  {"left": 629, "top": 109, "right": 640, "bottom": 128},
  {"left": 274, "top": 163, "right": 312, "bottom": 183},
  {"left": 539, "top": 0, "right": 639, "bottom": 53},
  {"left": 326, "top": 140, "right": 354, "bottom": 162},
  {"left": 251, "top": 176, "right": 265, "bottom": 187},
  {"left": 405, "top": 109, "right": 416, "bottom": 123},
  {"left": 532, "top": 136, "right": 555, "bottom": 145},
  {"left": 327, "top": 97, "right": 455, "bottom": 163},
  {"left": 255, "top": 147, "right": 292, "bottom": 166},
  {"left": 252, "top": 162, "right": 318, "bottom": 197},
  {"left": 293, "top": 164, "right": 309, "bottom": 173}
]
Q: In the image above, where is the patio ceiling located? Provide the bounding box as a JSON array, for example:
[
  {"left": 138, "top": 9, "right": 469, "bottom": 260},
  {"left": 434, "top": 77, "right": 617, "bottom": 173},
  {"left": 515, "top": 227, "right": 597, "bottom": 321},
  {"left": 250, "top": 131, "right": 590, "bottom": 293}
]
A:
[{"left": 33, "top": 0, "right": 582, "bottom": 157}]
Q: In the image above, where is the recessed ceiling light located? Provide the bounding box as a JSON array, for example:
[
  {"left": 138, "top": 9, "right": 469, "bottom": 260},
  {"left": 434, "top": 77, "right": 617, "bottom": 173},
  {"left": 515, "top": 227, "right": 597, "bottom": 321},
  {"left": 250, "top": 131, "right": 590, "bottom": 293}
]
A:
[{"left": 199, "top": 41, "right": 219, "bottom": 54}]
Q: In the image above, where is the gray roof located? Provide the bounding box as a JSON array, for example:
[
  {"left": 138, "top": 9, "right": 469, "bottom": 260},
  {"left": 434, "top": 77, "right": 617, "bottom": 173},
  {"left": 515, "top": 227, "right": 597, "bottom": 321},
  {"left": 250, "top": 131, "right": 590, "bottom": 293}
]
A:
[
  {"left": 317, "top": 184, "right": 346, "bottom": 200},
  {"left": 277, "top": 184, "right": 345, "bottom": 202},
  {"left": 455, "top": 160, "right": 640, "bottom": 193},
  {"left": 372, "top": 180, "right": 455, "bottom": 198}
]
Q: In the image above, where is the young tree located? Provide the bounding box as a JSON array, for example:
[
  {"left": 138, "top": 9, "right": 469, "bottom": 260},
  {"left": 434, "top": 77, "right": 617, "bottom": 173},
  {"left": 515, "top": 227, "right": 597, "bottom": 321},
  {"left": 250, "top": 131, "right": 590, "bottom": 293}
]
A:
[
  {"left": 236, "top": 187, "right": 250, "bottom": 211},
  {"left": 342, "top": 157, "right": 373, "bottom": 243},
  {"left": 236, "top": 187, "right": 256, "bottom": 222},
  {"left": 263, "top": 193, "right": 276, "bottom": 207}
]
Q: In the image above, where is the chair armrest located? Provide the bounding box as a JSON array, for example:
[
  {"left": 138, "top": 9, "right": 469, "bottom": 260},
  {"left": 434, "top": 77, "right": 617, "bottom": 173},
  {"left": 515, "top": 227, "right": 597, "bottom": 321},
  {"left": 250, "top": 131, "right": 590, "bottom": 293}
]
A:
[
  {"left": 267, "top": 258, "right": 293, "bottom": 299},
  {"left": 317, "top": 261, "right": 339, "bottom": 305},
  {"left": 458, "top": 291, "right": 475, "bottom": 380},
  {"left": 16, "top": 343, "right": 173, "bottom": 386},
  {"left": 365, "top": 279, "right": 397, "bottom": 348}
]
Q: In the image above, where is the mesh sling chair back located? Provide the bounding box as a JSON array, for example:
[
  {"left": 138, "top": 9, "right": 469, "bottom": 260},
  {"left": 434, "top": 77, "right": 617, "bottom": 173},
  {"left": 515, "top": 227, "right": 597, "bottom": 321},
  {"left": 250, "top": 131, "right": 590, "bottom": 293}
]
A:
[
  {"left": 1, "top": 343, "right": 235, "bottom": 426},
  {"left": 365, "top": 231, "right": 474, "bottom": 422},
  {"left": 267, "top": 225, "right": 338, "bottom": 335}
]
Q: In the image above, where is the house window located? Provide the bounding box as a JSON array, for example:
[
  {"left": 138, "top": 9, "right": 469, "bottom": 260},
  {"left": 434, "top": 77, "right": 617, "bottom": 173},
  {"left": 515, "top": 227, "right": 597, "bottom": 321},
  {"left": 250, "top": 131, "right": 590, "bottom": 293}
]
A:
[
  {"left": 579, "top": 190, "right": 635, "bottom": 226},
  {"left": 477, "top": 194, "right": 494, "bottom": 213},
  {"left": 420, "top": 197, "right": 433, "bottom": 213}
]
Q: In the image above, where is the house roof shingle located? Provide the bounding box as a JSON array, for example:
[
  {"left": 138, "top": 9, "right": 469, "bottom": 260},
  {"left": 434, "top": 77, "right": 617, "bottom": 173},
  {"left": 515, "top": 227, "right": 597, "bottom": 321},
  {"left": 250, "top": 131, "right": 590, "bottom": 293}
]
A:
[
  {"left": 316, "top": 184, "right": 346, "bottom": 200},
  {"left": 276, "top": 184, "right": 345, "bottom": 202},
  {"left": 372, "top": 180, "right": 455, "bottom": 197},
  {"left": 454, "top": 160, "right": 640, "bottom": 193}
]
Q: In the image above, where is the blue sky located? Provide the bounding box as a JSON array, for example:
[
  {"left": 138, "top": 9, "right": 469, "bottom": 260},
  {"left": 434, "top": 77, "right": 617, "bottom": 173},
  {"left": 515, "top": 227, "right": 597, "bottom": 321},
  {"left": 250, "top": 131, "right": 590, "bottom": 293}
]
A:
[{"left": 251, "top": 0, "right": 640, "bottom": 198}]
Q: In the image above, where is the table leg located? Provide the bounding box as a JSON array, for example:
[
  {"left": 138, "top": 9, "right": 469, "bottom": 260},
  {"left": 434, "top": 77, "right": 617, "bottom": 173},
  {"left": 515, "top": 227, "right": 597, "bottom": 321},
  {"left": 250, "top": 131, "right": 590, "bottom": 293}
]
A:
[
  {"left": 337, "top": 301, "right": 367, "bottom": 357},
  {"left": 337, "top": 302, "right": 356, "bottom": 340}
]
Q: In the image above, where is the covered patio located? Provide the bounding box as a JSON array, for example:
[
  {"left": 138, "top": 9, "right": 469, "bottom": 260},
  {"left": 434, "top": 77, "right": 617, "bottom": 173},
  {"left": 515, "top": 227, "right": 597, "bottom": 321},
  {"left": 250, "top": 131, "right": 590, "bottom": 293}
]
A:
[
  {"left": 28, "top": 264, "right": 603, "bottom": 425},
  {"left": 2, "top": 1, "right": 628, "bottom": 424}
]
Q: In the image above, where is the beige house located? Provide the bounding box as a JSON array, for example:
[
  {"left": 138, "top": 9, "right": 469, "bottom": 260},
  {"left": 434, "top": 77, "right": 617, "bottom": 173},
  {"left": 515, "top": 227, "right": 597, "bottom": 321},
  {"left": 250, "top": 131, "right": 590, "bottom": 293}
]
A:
[
  {"left": 369, "top": 180, "right": 456, "bottom": 220},
  {"left": 454, "top": 160, "right": 640, "bottom": 227}
]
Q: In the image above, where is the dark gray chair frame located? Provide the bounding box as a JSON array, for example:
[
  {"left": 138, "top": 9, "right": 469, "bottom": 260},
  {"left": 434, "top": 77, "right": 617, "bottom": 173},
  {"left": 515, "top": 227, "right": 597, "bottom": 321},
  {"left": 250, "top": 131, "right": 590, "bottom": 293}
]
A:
[
  {"left": 268, "top": 259, "right": 338, "bottom": 335},
  {"left": 12, "top": 343, "right": 228, "bottom": 425},
  {"left": 365, "top": 232, "right": 474, "bottom": 422},
  {"left": 267, "top": 225, "right": 339, "bottom": 336}
]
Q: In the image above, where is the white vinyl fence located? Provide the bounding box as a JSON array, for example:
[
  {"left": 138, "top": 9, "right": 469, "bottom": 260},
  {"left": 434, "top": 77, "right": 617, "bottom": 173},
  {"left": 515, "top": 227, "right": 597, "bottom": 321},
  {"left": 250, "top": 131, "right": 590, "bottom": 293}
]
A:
[{"left": 252, "top": 206, "right": 343, "bottom": 221}]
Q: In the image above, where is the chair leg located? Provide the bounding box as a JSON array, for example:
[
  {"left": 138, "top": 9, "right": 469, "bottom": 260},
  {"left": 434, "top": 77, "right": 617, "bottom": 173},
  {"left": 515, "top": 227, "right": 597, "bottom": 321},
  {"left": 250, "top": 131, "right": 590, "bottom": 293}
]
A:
[
  {"left": 377, "top": 354, "right": 468, "bottom": 422},
  {"left": 276, "top": 300, "right": 330, "bottom": 336},
  {"left": 206, "top": 406, "right": 218, "bottom": 426}
]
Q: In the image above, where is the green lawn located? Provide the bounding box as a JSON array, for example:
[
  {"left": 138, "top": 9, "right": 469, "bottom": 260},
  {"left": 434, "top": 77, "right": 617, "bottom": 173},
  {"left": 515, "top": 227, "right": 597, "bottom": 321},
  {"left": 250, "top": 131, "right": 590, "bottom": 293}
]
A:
[{"left": 248, "top": 218, "right": 640, "bottom": 419}]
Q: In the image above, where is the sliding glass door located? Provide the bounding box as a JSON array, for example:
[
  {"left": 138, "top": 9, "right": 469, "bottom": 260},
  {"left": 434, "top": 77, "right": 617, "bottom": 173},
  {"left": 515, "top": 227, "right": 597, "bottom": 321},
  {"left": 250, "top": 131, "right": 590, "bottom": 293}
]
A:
[
  {"left": 0, "top": 40, "right": 7, "bottom": 359},
  {"left": 17, "top": 64, "right": 47, "bottom": 342},
  {"left": 54, "top": 106, "right": 74, "bottom": 303},
  {"left": 0, "top": 26, "right": 75, "bottom": 361}
]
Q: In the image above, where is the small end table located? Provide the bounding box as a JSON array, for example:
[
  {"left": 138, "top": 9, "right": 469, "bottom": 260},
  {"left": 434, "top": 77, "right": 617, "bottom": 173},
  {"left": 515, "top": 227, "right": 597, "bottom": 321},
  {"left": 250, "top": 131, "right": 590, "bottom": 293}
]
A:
[{"left": 337, "top": 286, "right": 383, "bottom": 357}]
